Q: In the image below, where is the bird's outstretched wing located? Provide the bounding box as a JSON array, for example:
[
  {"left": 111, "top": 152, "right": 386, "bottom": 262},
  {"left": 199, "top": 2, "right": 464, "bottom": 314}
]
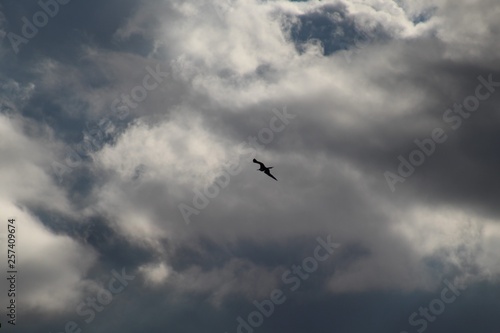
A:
[
  {"left": 253, "top": 158, "right": 265, "bottom": 169},
  {"left": 264, "top": 169, "right": 278, "bottom": 181}
]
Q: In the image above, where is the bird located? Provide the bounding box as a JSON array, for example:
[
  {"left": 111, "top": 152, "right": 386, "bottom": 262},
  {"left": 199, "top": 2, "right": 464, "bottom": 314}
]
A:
[{"left": 253, "top": 158, "right": 277, "bottom": 181}]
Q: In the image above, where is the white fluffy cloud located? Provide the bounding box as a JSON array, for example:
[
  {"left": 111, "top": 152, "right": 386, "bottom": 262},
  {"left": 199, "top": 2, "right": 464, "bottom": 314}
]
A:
[
  {"left": 3, "top": 1, "right": 499, "bottom": 315},
  {"left": 0, "top": 111, "right": 98, "bottom": 312},
  {"left": 77, "top": 0, "right": 500, "bottom": 295},
  {"left": 0, "top": 112, "right": 74, "bottom": 215},
  {"left": 3, "top": 203, "right": 97, "bottom": 312}
]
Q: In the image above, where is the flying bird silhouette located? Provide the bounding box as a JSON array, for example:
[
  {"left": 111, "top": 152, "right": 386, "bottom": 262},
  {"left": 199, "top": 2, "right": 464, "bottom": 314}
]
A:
[{"left": 253, "top": 158, "right": 277, "bottom": 181}]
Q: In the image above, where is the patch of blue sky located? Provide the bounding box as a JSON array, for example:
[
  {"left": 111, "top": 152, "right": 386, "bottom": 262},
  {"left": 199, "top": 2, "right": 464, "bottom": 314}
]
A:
[{"left": 288, "top": 6, "right": 386, "bottom": 56}]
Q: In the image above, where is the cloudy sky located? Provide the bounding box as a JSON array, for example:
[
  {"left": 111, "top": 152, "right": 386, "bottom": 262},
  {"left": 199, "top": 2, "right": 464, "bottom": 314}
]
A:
[{"left": 1, "top": 0, "right": 500, "bottom": 332}]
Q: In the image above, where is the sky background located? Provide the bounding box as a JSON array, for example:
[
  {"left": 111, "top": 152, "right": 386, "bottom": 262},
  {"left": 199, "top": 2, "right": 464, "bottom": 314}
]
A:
[{"left": 1, "top": 0, "right": 500, "bottom": 332}]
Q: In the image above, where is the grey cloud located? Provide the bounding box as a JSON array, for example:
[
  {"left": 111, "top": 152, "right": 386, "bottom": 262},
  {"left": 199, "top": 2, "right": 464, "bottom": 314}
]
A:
[{"left": 2, "top": 0, "right": 500, "bottom": 332}]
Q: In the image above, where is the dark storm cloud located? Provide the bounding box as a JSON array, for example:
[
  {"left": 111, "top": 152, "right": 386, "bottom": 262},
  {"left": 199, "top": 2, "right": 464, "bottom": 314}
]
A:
[
  {"left": 1, "top": 0, "right": 147, "bottom": 58},
  {"left": 2, "top": 0, "right": 500, "bottom": 333},
  {"left": 17, "top": 282, "right": 500, "bottom": 333},
  {"left": 377, "top": 67, "right": 500, "bottom": 211}
]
